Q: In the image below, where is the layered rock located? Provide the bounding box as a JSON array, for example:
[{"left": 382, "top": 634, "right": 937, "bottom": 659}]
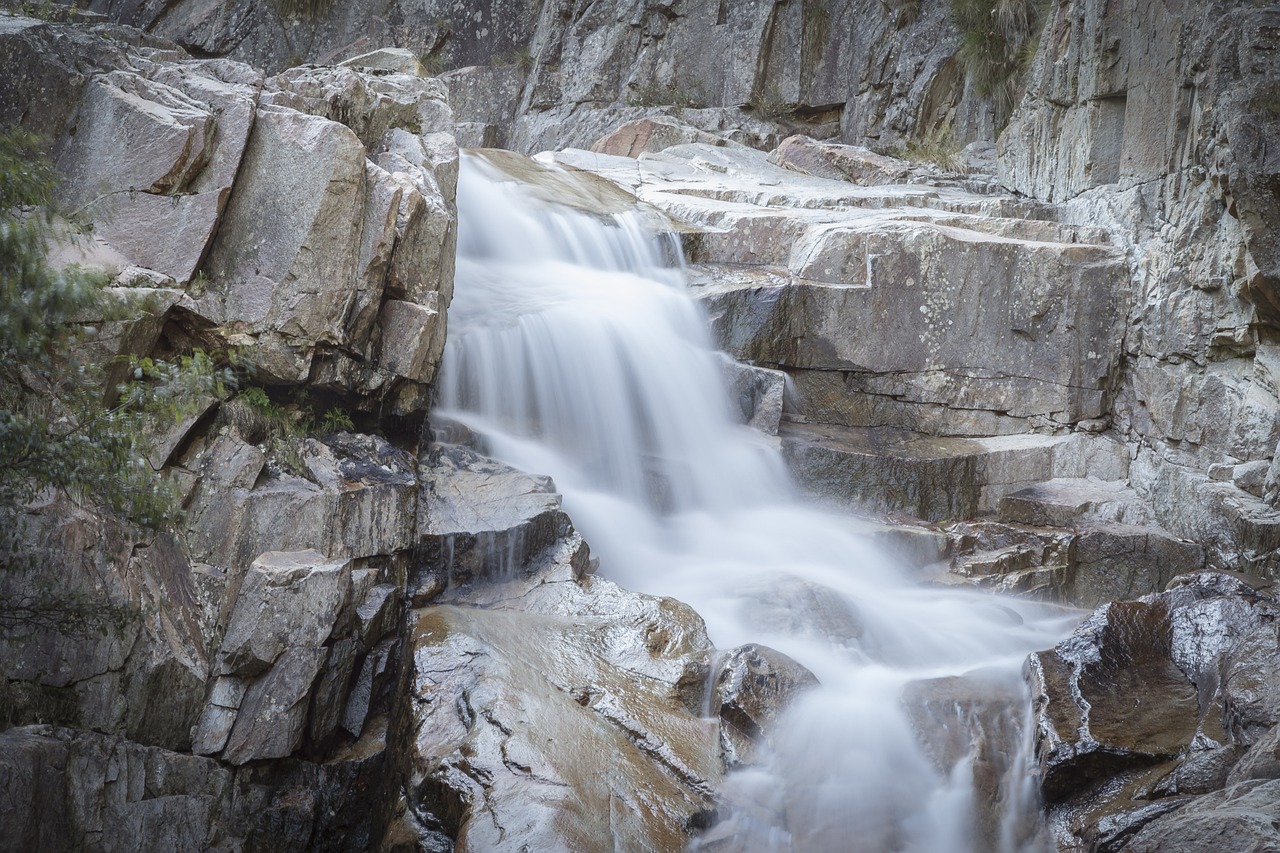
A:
[
  {"left": 1, "top": 19, "right": 457, "bottom": 415},
  {"left": 0, "top": 17, "right": 456, "bottom": 851},
  {"left": 1000, "top": 0, "right": 1280, "bottom": 573}
]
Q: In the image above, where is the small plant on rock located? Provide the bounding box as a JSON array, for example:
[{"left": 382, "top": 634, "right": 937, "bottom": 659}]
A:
[{"left": 949, "top": 0, "right": 1049, "bottom": 127}]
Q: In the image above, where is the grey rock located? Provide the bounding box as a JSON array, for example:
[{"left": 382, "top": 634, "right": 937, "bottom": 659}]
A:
[
  {"left": 186, "top": 432, "right": 418, "bottom": 572},
  {"left": 769, "top": 134, "right": 915, "bottom": 184},
  {"left": 1122, "top": 779, "right": 1280, "bottom": 853},
  {"left": 417, "top": 443, "right": 568, "bottom": 586},
  {"left": 1227, "top": 723, "right": 1280, "bottom": 786},
  {"left": 1027, "top": 568, "right": 1280, "bottom": 849},
  {"left": 378, "top": 297, "right": 445, "bottom": 384},
  {"left": 354, "top": 583, "right": 400, "bottom": 650},
  {"left": 216, "top": 550, "right": 352, "bottom": 677},
  {"left": 406, "top": 581, "right": 718, "bottom": 851},
  {"left": 780, "top": 422, "right": 1113, "bottom": 521},
  {"left": 592, "top": 116, "right": 739, "bottom": 158},
  {"left": 721, "top": 357, "right": 786, "bottom": 436},
  {"left": 1234, "top": 461, "right": 1272, "bottom": 499},
  {"left": 199, "top": 107, "right": 368, "bottom": 381},
  {"left": 713, "top": 644, "right": 818, "bottom": 769},
  {"left": 309, "top": 637, "right": 361, "bottom": 746},
  {"left": 340, "top": 636, "right": 396, "bottom": 739},
  {"left": 222, "top": 645, "right": 328, "bottom": 765},
  {"left": 340, "top": 47, "right": 424, "bottom": 76},
  {"left": 1000, "top": 478, "right": 1151, "bottom": 529}
]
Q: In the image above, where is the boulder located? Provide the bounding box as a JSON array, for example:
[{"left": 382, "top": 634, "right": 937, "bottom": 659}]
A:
[
  {"left": 1027, "top": 571, "right": 1280, "bottom": 849},
  {"left": 592, "top": 116, "right": 736, "bottom": 158},
  {"left": 712, "top": 644, "right": 819, "bottom": 769},
  {"left": 769, "top": 134, "right": 914, "bottom": 184}
]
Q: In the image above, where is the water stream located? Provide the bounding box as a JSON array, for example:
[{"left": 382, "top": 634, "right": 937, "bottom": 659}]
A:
[{"left": 437, "top": 153, "right": 1076, "bottom": 852}]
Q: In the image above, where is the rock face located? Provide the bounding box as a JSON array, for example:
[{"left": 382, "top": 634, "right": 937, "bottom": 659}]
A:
[
  {"left": 1026, "top": 571, "right": 1280, "bottom": 850},
  {"left": 0, "top": 17, "right": 455, "bottom": 851},
  {"left": 1, "top": 16, "right": 457, "bottom": 415},
  {"left": 1000, "top": 0, "right": 1280, "bottom": 574},
  {"left": 398, "top": 444, "right": 730, "bottom": 852},
  {"left": 80, "top": 0, "right": 1002, "bottom": 155}
]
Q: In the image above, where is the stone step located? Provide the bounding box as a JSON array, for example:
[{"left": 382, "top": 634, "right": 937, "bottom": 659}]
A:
[
  {"left": 941, "top": 516, "right": 1205, "bottom": 609},
  {"left": 998, "top": 477, "right": 1151, "bottom": 527},
  {"left": 779, "top": 422, "right": 1126, "bottom": 522}
]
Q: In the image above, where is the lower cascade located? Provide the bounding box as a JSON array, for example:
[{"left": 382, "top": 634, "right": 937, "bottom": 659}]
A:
[{"left": 438, "top": 154, "right": 1079, "bottom": 852}]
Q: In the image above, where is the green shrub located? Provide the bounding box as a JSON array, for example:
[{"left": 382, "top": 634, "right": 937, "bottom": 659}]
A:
[
  {"left": 270, "top": 0, "right": 334, "bottom": 21},
  {"left": 949, "top": 0, "right": 1049, "bottom": 127},
  {"left": 0, "top": 127, "right": 235, "bottom": 636}
]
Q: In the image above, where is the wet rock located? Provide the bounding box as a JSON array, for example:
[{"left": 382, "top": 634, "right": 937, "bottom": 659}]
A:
[
  {"left": 1029, "top": 571, "right": 1280, "bottom": 848},
  {"left": 1152, "top": 744, "right": 1246, "bottom": 797},
  {"left": 713, "top": 644, "right": 819, "bottom": 769},
  {"left": 781, "top": 423, "right": 1117, "bottom": 521},
  {"left": 407, "top": 569, "right": 720, "bottom": 852},
  {"left": 901, "top": 669, "right": 1038, "bottom": 853},
  {"left": 416, "top": 443, "right": 569, "bottom": 586},
  {"left": 735, "top": 574, "right": 864, "bottom": 648},
  {"left": 721, "top": 358, "right": 786, "bottom": 436},
  {"left": 1223, "top": 620, "right": 1280, "bottom": 741},
  {"left": 1226, "top": 724, "right": 1280, "bottom": 786},
  {"left": 1122, "top": 779, "right": 1280, "bottom": 853}
]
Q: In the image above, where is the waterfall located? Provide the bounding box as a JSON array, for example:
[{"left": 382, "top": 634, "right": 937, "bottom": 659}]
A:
[{"left": 438, "top": 153, "right": 1074, "bottom": 852}]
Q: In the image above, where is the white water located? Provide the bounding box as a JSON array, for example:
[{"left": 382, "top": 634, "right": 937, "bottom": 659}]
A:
[{"left": 439, "top": 154, "right": 1075, "bottom": 852}]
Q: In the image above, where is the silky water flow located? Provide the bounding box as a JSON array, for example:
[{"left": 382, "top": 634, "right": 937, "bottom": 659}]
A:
[{"left": 437, "top": 154, "right": 1078, "bottom": 852}]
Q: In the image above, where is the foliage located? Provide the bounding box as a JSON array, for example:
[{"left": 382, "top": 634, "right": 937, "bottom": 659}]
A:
[
  {"left": 320, "top": 407, "right": 355, "bottom": 434},
  {"left": 949, "top": 0, "right": 1049, "bottom": 128},
  {"left": 752, "top": 87, "right": 798, "bottom": 121},
  {"left": 627, "top": 80, "right": 709, "bottom": 110},
  {"left": 219, "top": 388, "right": 355, "bottom": 477},
  {"left": 494, "top": 45, "right": 534, "bottom": 74},
  {"left": 13, "top": 0, "right": 84, "bottom": 21},
  {"left": 418, "top": 51, "right": 447, "bottom": 76},
  {"left": 876, "top": 137, "right": 967, "bottom": 173},
  {"left": 270, "top": 0, "right": 334, "bottom": 21},
  {"left": 0, "top": 127, "right": 234, "bottom": 636}
]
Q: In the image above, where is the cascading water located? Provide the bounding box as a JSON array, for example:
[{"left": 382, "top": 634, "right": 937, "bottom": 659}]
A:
[{"left": 438, "top": 153, "right": 1076, "bottom": 852}]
